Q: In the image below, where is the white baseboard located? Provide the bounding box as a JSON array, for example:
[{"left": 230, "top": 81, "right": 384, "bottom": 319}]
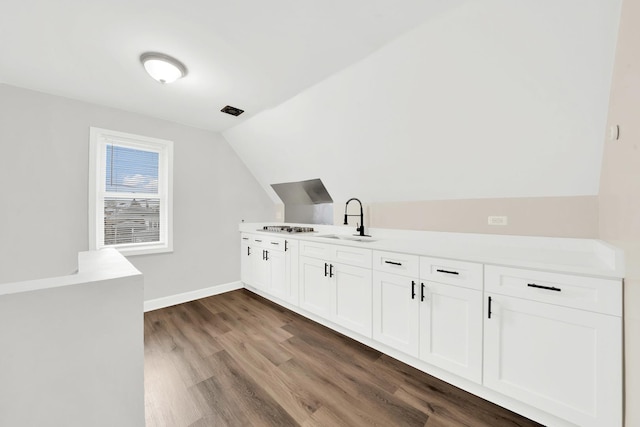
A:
[{"left": 144, "top": 281, "right": 244, "bottom": 312}]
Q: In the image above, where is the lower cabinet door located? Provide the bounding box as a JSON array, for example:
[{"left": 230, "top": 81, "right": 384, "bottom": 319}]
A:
[
  {"left": 240, "top": 240, "right": 253, "bottom": 285},
  {"left": 268, "top": 249, "right": 287, "bottom": 300},
  {"left": 419, "top": 282, "right": 482, "bottom": 383},
  {"left": 299, "top": 256, "right": 334, "bottom": 320},
  {"left": 333, "top": 263, "right": 372, "bottom": 337},
  {"left": 274, "top": 239, "right": 299, "bottom": 305},
  {"left": 483, "top": 294, "right": 622, "bottom": 427},
  {"left": 372, "top": 271, "right": 419, "bottom": 357},
  {"left": 252, "top": 249, "right": 270, "bottom": 291}
]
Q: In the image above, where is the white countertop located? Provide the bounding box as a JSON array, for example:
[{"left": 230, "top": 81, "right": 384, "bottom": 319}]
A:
[
  {"left": 0, "top": 248, "right": 142, "bottom": 296},
  {"left": 240, "top": 223, "right": 624, "bottom": 279}
]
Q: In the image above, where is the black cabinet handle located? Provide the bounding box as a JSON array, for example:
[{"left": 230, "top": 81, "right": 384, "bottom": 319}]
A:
[
  {"left": 411, "top": 281, "right": 416, "bottom": 299},
  {"left": 247, "top": 246, "right": 251, "bottom": 256},
  {"left": 384, "top": 260, "right": 402, "bottom": 266},
  {"left": 285, "top": 240, "right": 288, "bottom": 252},
  {"left": 329, "top": 264, "right": 334, "bottom": 278},
  {"left": 264, "top": 250, "right": 269, "bottom": 261},
  {"left": 436, "top": 269, "right": 459, "bottom": 275},
  {"left": 421, "top": 283, "right": 425, "bottom": 302},
  {"left": 488, "top": 296, "right": 492, "bottom": 319},
  {"left": 527, "top": 283, "right": 561, "bottom": 292},
  {"left": 324, "top": 263, "right": 328, "bottom": 277}
]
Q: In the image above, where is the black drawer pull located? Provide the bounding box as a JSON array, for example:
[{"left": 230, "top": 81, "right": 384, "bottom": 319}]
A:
[
  {"left": 436, "top": 269, "right": 459, "bottom": 275},
  {"left": 242, "top": 237, "right": 249, "bottom": 240},
  {"left": 411, "top": 281, "right": 416, "bottom": 300},
  {"left": 384, "top": 260, "right": 402, "bottom": 266},
  {"left": 255, "top": 239, "right": 262, "bottom": 243},
  {"left": 488, "top": 296, "right": 492, "bottom": 319},
  {"left": 527, "top": 283, "right": 561, "bottom": 292},
  {"left": 271, "top": 242, "right": 280, "bottom": 245}
]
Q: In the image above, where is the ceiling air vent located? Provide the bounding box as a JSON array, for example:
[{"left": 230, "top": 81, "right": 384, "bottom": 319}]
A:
[{"left": 221, "top": 105, "right": 244, "bottom": 116}]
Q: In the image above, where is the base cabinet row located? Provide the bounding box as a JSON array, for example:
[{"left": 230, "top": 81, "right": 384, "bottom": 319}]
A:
[{"left": 240, "top": 234, "right": 622, "bottom": 427}]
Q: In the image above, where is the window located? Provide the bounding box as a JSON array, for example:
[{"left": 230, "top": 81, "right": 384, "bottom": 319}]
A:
[{"left": 89, "top": 127, "right": 173, "bottom": 255}]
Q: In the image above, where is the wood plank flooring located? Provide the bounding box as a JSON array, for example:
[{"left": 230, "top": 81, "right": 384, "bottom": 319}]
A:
[{"left": 144, "top": 289, "right": 543, "bottom": 427}]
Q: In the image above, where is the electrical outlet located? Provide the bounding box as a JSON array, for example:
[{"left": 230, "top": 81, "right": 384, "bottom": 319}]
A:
[{"left": 488, "top": 216, "right": 508, "bottom": 226}]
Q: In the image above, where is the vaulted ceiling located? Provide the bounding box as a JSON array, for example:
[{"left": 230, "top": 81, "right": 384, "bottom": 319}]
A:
[
  {"left": 0, "top": 0, "right": 464, "bottom": 132},
  {"left": 224, "top": 1, "right": 623, "bottom": 204},
  {"left": 0, "top": 0, "right": 624, "bottom": 205}
]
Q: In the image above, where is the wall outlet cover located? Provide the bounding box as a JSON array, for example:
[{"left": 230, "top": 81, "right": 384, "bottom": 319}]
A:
[{"left": 488, "top": 216, "right": 508, "bottom": 226}]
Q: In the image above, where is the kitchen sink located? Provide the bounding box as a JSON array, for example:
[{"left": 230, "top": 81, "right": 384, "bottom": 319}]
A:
[{"left": 317, "top": 234, "right": 377, "bottom": 243}]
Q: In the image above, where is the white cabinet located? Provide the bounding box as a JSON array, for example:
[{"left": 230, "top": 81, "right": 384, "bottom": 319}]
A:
[
  {"left": 483, "top": 266, "right": 622, "bottom": 427},
  {"left": 299, "top": 247, "right": 373, "bottom": 337},
  {"left": 334, "top": 262, "right": 372, "bottom": 336},
  {"left": 240, "top": 235, "right": 252, "bottom": 285},
  {"left": 240, "top": 229, "right": 624, "bottom": 427},
  {"left": 251, "top": 245, "right": 271, "bottom": 291},
  {"left": 299, "top": 256, "right": 333, "bottom": 319},
  {"left": 419, "top": 281, "right": 482, "bottom": 383},
  {"left": 372, "top": 251, "right": 483, "bottom": 383},
  {"left": 240, "top": 234, "right": 299, "bottom": 305},
  {"left": 419, "top": 257, "right": 483, "bottom": 383},
  {"left": 269, "top": 239, "right": 298, "bottom": 304},
  {"left": 372, "top": 271, "right": 420, "bottom": 357}
]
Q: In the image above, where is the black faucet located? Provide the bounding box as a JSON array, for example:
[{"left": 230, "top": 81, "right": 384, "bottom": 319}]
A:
[{"left": 344, "top": 198, "right": 369, "bottom": 237}]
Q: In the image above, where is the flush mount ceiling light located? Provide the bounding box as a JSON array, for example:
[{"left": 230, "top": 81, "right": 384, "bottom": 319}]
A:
[{"left": 140, "top": 52, "right": 188, "bottom": 84}]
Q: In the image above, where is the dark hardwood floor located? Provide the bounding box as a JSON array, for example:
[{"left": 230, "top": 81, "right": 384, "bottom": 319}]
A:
[{"left": 144, "top": 289, "right": 543, "bottom": 427}]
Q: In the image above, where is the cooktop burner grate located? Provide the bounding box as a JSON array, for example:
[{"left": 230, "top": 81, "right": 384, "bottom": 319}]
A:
[{"left": 260, "top": 225, "right": 315, "bottom": 233}]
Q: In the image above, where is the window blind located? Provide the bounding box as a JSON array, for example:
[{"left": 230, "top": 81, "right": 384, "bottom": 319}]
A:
[{"left": 104, "top": 144, "right": 161, "bottom": 245}]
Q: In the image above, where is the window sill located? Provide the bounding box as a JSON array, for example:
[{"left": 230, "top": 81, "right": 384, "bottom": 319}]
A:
[{"left": 106, "top": 244, "right": 173, "bottom": 257}]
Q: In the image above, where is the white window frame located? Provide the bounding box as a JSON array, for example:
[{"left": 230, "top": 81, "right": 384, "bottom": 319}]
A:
[{"left": 89, "top": 127, "right": 173, "bottom": 256}]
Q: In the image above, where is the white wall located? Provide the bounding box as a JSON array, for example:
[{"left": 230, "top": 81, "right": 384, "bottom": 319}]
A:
[
  {"left": 0, "top": 250, "right": 144, "bottom": 427},
  {"left": 0, "top": 84, "right": 277, "bottom": 299},
  {"left": 224, "top": 0, "right": 622, "bottom": 205},
  {"left": 599, "top": 0, "right": 640, "bottom": 425}
]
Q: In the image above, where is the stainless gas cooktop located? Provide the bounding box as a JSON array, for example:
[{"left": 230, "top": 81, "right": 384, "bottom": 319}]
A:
[{"left": 258, "top": 225, "right": 315, "bottom": 233}]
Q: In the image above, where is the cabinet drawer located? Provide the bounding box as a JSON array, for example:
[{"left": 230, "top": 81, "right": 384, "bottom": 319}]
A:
[
  {"left": 247, "top": 234, "right": 286, "bottom": 251},
  {"left": 264, "top": 237, "right": 286, "bottom": 252},
  {"left": 250, "top": 235, "right": 267, "bottom": 247},
  {"left": 334, "top": 245, "right": 372, "bottom": 269},
  {"left": 299, "top": 240, "right": 332, "bottom": 260},
  {"left": 485, "top": 266, "right": 622, "bottom": 316},
  {"left": 420, "top": 257, "right": 483, "bottom": 290},
  {"left": 300, "top": 240, "right": 372, "bottom": 268},
  {"left": 372, "top": 250, "right": 419, "bottom": 277}
]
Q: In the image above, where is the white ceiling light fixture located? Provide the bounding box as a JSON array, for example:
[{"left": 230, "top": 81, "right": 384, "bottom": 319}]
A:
[{"left": 140, "top": 52, "right": 188, "bottom": 84}]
